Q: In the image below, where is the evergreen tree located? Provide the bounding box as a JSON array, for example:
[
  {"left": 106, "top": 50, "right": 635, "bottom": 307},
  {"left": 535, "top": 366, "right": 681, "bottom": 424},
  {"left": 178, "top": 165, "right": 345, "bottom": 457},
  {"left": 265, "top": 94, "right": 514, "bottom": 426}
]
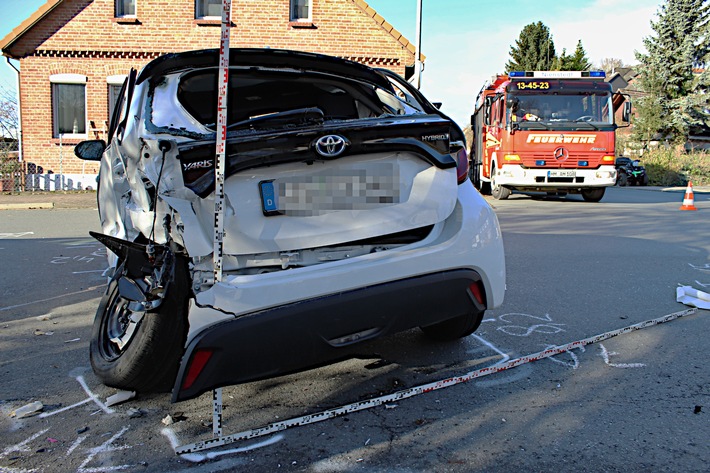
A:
[
  {"left": 554, "top": 49, "right": 570, "bottom": 71},
  {"left": 634, "top": 0, "right": 710, "bottom": 144},
  {"left": 555, "top": 41, "right": 591, "bottom": 71},
  {"left": 567, "top": 40, "right": 592, "bottom": 71},
  {"left": 505, "top": 22, "right": 557, "bottom": 72}
]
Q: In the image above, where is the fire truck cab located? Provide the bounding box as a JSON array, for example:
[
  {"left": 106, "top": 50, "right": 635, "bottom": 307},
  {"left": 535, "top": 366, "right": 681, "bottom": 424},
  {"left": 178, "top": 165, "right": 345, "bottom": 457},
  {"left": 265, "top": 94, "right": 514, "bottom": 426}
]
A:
[{"left": 470, "top": 71, "right": 631, "bottom": 201}]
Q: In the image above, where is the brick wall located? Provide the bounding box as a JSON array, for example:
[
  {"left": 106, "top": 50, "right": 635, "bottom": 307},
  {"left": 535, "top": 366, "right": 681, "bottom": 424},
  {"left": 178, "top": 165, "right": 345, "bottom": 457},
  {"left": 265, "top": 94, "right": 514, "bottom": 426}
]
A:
[{"left": 12, "top": 0, "right": 415, "bottom": 175}]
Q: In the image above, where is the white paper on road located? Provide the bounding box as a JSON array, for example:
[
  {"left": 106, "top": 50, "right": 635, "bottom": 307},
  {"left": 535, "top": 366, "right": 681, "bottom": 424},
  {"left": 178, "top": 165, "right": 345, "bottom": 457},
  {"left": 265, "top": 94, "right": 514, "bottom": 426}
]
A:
[{"left": 676, "top": 285, "right": 710, "bottom": 309}]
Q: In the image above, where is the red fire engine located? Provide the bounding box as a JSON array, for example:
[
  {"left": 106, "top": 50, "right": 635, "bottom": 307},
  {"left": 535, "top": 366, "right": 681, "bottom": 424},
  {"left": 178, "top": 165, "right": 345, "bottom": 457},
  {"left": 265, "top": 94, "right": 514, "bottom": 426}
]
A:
[{"left": 470, "top": 71, "right": 631, "bottom": 201}]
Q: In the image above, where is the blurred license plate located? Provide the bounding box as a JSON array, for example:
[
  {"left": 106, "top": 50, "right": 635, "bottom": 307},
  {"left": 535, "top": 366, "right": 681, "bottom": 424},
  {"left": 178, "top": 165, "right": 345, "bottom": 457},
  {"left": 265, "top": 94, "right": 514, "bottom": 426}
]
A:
[
  {"left": 548, "top": 170, "right": 576, "bottom": 177},
  {"left": 260, "top": 164, "right": 400, "bottom": 216}
]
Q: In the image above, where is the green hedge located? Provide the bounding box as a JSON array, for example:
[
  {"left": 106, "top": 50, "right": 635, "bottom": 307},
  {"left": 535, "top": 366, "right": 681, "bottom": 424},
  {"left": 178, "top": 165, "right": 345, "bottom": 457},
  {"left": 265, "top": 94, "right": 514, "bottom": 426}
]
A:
[{"left": 632, "top": 148, "right": 710, "bottom": 186}]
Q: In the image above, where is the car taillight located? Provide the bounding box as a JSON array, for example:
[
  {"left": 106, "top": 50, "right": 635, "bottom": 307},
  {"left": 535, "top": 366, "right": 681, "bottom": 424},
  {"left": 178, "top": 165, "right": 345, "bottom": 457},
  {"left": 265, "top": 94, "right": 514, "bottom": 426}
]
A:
[
  {"left": 181, "top": 348, "right": 213, "bottom": 391},
  {"left": 468, "top": 280, "right": 486, "bottom": 306},
  {"left": 454, "top": 147, "right": 470, "bottom": 184}
]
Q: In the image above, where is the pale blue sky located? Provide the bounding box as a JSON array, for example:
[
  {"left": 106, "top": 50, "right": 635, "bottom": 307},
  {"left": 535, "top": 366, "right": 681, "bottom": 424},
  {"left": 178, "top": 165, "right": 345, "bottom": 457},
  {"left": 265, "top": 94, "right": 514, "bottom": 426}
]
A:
[{"left": 0, "top": 0, "right": 658, "bottom": 127}]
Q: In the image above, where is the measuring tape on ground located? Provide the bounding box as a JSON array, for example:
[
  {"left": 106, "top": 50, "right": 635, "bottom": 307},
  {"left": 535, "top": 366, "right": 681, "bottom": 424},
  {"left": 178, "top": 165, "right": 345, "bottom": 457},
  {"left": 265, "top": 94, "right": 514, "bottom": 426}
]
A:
[{"left": 175, "top": 307, "right": 699, "bottom": 454}]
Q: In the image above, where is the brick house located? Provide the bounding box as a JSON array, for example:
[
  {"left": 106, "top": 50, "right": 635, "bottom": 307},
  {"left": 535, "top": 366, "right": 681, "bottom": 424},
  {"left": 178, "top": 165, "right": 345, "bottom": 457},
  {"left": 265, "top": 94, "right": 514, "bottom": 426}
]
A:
[{"left": 0, "top": 0, "right": 419, "bottom": 191}]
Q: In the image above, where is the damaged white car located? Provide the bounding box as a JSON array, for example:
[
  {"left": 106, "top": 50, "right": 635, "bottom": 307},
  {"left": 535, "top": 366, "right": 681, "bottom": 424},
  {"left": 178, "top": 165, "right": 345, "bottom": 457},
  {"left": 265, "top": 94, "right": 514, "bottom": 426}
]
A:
[{"left": 75, "top": 48, "right": 505, "bottom": 402}]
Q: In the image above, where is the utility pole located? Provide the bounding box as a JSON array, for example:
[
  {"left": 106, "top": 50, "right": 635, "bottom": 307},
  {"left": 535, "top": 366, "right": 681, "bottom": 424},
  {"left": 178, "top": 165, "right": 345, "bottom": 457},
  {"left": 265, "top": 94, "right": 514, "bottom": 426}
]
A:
[{"left": 415, "top": 0, "right": 423, "bottom": 89}]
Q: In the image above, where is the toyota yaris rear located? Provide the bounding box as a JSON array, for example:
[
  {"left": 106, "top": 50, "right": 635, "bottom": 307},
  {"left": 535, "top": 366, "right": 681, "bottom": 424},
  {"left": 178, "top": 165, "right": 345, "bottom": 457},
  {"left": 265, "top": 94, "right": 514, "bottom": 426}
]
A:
[{"left": 74, "top": 48, "right": 506, "bottom": 402}]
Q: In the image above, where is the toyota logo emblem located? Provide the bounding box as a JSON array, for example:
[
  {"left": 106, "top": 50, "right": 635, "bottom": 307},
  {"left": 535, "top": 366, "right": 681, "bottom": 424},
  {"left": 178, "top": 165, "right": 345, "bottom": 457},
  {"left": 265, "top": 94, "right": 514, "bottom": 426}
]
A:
[
  {"left": 314, "top": 135, "right": 348, "bottom": 158},
  {"left": 553, "top": 147, "right": 569, "bottom": 161}
]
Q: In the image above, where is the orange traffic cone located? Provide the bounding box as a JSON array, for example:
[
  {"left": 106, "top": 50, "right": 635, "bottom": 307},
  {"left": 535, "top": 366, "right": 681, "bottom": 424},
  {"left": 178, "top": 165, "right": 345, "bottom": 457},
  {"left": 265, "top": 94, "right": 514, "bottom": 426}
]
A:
[{"left": 680, "top": 182, "right": 698, "bottom": 211}]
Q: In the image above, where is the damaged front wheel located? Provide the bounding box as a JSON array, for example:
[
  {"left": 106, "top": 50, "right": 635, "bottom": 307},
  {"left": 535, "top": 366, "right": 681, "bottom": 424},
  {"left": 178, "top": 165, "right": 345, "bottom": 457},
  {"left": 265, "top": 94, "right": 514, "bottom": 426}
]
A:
[{"left": 90, "top": 258, "right": 189, "bottom": 393}]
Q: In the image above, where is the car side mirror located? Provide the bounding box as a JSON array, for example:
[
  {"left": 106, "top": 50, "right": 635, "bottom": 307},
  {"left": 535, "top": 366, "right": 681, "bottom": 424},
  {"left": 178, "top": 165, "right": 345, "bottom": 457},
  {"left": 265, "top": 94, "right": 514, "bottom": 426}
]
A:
[
  {"left": 506, "top": 97, "right": 519, "bottom": 113},
  {"left": 74, "top": 140, "right": 106, "bottom": 161}
]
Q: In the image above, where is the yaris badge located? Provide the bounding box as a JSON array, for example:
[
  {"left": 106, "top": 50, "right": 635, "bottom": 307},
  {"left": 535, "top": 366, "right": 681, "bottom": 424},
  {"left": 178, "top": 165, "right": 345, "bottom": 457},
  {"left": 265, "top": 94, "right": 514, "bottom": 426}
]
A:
[{"left": 314, "top": 135, "right": 348, "bottom": 158}]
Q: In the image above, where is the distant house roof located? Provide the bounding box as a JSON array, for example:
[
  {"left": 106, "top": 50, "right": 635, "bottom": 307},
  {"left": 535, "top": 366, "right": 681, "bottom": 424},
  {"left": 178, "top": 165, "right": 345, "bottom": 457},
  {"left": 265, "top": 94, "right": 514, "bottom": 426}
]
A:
[
  {"left": 352, "top": 0, "right": 420, "bottom": 59},
  {"left": 0, "top": 0, "right": 64, "bottom": 58},
  {"left": 1, "top": 0, "right": 422, "bottom": 61}
]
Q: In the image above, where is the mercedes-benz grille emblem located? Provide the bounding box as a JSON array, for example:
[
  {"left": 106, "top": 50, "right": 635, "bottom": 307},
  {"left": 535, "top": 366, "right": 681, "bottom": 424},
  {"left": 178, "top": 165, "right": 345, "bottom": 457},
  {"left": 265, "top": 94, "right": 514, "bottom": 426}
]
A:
[
  {"left": 553, "top": 147, "right": 569, "bottom": 161},
  {"left": 314, "top": 135, "right": 348, "bottom": 158}
]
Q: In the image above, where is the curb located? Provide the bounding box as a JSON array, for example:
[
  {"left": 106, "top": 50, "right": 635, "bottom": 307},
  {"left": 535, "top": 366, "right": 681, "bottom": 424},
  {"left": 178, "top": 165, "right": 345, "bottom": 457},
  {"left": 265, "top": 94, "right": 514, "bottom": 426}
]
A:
[{"left": 0, "top": 202, "right": 54, "bottom": 210}]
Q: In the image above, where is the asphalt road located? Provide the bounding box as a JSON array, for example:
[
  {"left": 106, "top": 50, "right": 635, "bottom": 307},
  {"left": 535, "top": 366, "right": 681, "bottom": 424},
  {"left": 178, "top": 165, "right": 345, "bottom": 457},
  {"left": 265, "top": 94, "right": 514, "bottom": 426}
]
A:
[{"left": 0, "top": 186, "right": 708, "bottom": 472}]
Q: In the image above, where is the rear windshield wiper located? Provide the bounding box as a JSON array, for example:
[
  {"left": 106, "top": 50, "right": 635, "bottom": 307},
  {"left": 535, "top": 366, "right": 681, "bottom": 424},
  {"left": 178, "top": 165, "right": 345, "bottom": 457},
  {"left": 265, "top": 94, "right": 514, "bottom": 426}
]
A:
[{"left": 227, "top": 107, "right": 325, "bottom": 131}]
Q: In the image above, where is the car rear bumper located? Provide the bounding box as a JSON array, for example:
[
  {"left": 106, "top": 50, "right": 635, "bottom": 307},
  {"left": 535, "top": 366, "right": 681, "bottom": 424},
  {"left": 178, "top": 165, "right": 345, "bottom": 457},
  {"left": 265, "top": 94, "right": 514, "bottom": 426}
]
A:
[{"left": 171, "top": 268, "right": 485, "bottom": 402}]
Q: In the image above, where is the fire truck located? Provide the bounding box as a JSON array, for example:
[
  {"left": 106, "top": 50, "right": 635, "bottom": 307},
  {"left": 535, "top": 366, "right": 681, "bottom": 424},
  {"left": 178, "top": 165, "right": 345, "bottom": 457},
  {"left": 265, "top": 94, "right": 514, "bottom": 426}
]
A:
[{"left": 469, "top": 71, "right": 631, "bottom": 201}]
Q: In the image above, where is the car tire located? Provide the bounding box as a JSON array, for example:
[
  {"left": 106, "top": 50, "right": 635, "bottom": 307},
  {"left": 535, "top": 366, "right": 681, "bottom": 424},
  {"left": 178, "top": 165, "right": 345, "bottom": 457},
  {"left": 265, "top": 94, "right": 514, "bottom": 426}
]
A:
[
  {"left": 90, "top": 257, "right": 190, "bottom": 392},
  {"left": 420, "top": 310, "right": 484, "bottom": 341},
  {"left": 490, "top": 167, "right": 511, "bottom": 200},
  {"left": 581, "top": 188, "right": 605, "bottom": 202}
]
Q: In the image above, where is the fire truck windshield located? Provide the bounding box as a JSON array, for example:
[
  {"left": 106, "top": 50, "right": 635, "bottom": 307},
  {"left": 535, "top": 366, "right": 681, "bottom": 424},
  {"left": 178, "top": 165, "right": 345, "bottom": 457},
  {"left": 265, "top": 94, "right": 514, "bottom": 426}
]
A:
[{"left": 508, "top": 90, "right": 613, "bottom": 128}]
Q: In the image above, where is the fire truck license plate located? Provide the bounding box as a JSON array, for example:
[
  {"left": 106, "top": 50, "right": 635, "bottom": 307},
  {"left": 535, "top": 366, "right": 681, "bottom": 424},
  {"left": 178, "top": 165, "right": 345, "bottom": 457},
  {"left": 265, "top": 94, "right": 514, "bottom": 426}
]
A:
[{"left": 548, "top": 170, "right": 576, "bottom": 178}]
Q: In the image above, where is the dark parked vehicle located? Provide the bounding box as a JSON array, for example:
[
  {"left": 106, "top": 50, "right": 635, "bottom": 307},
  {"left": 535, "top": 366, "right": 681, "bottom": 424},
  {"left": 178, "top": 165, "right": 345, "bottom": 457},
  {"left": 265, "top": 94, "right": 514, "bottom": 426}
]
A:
[
  {"left": 616, "top": 156, "right": 648, "bottom": 186},
  {"left": 74, "top": 48, "right": 506, "bottom": 402}
]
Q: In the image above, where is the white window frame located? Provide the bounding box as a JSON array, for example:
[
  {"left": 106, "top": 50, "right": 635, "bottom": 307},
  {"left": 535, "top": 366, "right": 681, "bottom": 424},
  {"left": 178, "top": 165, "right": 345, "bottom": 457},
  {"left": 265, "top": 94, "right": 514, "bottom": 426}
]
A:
[
  {"left": 195, "top": 0, "right": 222, "bottom": 19},
  {"left": 290, "top": 0, "right": 312, "bottom": 22},
  {"left": 107, "top": 75, "right": 127, "bottom": 125},
  {"left": 50, "top": 74, "right": 87, "bottom": 139},
  {"left": 115, "top": 0, "right": 136, "bottom": 18}
]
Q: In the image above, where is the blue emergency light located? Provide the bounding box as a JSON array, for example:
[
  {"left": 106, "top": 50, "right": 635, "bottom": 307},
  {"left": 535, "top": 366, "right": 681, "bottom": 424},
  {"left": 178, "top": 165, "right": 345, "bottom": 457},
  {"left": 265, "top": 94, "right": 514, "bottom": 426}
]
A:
[{"left": 509, "top": 71, "right": 606, "bottom": 79}]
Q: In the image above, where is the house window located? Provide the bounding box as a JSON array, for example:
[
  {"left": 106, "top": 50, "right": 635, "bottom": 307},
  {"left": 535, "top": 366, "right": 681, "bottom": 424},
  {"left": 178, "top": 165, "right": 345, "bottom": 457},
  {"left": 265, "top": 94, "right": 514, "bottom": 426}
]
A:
[
  {"left": 196, "top": 0, "right": 221, "bottom": 19},
  {"left": 50, "top": 74, "right": 86, "bottom": 138},
  {"left": 115, "top": 0, "right": 136, "bottom": 17},
  {"left": 290, "top": 0, "right": 311, "bottom": 21},
  {"left": 108, "top": 75, "right": 127, "bottom": 124}
]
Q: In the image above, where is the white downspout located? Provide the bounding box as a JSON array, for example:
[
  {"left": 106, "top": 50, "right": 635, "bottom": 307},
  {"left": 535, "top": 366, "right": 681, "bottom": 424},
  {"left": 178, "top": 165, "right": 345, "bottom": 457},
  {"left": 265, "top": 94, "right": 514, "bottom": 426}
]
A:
[
  {"left": 414, "top": 0, "right": 423, "bottom": 89},
  {"left": 6, "top": 57, "right": 22, "bottom": 163}
]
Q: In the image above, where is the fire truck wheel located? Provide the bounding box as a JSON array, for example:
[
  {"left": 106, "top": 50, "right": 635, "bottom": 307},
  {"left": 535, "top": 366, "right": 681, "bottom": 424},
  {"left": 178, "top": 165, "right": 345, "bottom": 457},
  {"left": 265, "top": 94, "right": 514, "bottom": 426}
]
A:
[
  {"left": 581, "top": 188, "right": 605, "bottom": 202},
  {"left": 490, "top": 168, "right": 511, "bottom": 200}
]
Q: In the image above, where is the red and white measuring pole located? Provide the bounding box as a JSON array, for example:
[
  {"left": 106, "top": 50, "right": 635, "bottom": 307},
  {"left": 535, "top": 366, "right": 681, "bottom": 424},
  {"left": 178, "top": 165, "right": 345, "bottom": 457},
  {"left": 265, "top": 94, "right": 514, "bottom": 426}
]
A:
[
  {"left": 210, "top": 0, "right": 232, "bottom": 439},
  {"left": 212, "top": 0, "right": 231, "bottom": 286}
]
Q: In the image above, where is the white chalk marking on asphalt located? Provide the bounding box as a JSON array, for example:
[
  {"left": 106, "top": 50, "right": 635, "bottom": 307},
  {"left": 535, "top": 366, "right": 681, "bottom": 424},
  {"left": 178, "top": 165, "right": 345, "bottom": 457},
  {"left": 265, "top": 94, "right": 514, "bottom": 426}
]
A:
[
  {"left": 0, "top": 232, "right": 34, "bottom": 238},
  {"left": 689, "top": 263, "right": 710, "bottom": 273},
  {"left": 162, "top": 427, "right": 283, "bottom": 463},
  {"left": 175, "top": 308, "right": 698, "bottom": 454},
  {"left": 40, "top": 375, "right": 114, "bottom": 418},
  {"left": 0, "top": 284, "right": 104, "bottom": 312},
  {"left": 67, "top": 435, "right": 88, "bottom": 456},
  {"left": 0, "top": 429, "right": 50, "bottom": 458},
  {"left": 0, "top": 466, "right": 39, "bottom": 473},
  {"left": 39, "top": 398, "right": 92, "bottom": 418},
  {"left": 77, "top": 426, "right": 132, "bottom": 472},
  {"left": 471, "top": 333, "right": 510, "bottom": 364},
  {"left": 545, "top": 344, "right": 583, "bottom": 369},
  {"left": 599, "top": 344, "right": 646, "bottom": 368}
]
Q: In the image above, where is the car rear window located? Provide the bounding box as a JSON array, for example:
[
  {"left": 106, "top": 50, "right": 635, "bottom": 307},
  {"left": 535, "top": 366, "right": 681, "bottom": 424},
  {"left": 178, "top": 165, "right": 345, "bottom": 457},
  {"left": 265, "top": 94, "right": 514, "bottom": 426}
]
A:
[{"left": 176, "top": 69, "right": 404, "bottom": 129}]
